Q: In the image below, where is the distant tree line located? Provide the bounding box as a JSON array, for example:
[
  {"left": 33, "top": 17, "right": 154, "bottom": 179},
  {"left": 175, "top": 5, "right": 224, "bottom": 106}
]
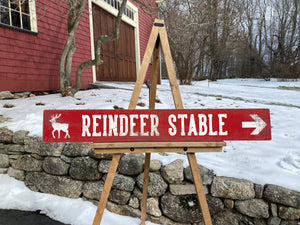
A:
[{"left": 159, "top": 0, "right": 300, "bottom": 83}]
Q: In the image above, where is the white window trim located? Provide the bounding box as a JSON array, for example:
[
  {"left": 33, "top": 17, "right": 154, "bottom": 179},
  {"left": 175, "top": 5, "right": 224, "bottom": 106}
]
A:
[
  {"left": 89, "top": 0, "right": 140, "bottom": 82},
  {"left": 29, "top": 0, "right": 38, "bottom": 32},
  {"left": 0, "top": 0, "right": 38, "bottom": 32}
]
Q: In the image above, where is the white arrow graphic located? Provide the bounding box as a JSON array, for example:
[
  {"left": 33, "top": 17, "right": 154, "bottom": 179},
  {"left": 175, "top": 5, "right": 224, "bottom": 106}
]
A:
[{"left": 242, "top": 114, "right": 267, "bottom": 135}]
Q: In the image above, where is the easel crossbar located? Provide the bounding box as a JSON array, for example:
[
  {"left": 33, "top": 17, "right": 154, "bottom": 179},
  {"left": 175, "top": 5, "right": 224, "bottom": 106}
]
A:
[
  {"left": 92, "top": 142, "right": 226, "bottom": 149},
  {"left": 94, "top": 147, "right": 223, "bottom": 154}
]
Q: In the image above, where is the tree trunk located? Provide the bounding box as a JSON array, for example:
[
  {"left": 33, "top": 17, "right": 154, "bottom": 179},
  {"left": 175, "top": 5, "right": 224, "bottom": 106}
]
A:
[{"left": 59, "top": 0, "right": 87, "bottom": 97}]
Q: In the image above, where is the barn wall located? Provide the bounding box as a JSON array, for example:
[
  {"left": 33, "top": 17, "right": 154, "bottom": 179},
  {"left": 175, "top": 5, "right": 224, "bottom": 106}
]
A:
[
  {"left": 0, "top": 0, "right": 92, "bottom": 92},
  {"left": 132, "top": 0, "right": 160, "bottom": 83},
  {"left": 0, "top": 0, "right": 159, "bottom": 92}
]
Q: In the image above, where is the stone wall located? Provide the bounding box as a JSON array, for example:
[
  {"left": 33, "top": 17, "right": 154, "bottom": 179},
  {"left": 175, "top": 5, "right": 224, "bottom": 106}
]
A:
[{"left": 0, "top": 127, "right": 300, "bottom": 225}]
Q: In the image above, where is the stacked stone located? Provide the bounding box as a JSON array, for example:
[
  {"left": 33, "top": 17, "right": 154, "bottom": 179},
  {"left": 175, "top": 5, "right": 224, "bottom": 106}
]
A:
[
  {"left": 1, "top": 127, "right": 300, "bottom": 225},
  {"left": 0, "top": 91, "right": 48, "bottom": 100}
]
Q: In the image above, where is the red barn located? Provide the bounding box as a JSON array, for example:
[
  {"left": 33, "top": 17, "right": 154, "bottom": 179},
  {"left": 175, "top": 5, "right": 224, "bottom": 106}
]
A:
[{"left": 0, "top": 0, "right": 160, "bottom": 92}]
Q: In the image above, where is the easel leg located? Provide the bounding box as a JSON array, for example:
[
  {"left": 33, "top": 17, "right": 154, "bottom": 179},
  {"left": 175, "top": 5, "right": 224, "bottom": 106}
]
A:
[
  {"left": 92, "top": 153, "right": 121, "bottom": 225},
  {"left": 140, "top": 33, "right": 160, "bottom": 225},
  {"left": 140, "top": 153, "right": 151, "bottom": 225},
  {"left": 187, "top": 153, "right": 212, "bottom": 225}
]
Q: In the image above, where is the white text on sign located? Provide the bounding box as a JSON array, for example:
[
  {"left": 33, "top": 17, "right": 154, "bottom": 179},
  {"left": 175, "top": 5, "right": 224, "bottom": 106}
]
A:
[{"left": 81, "top": 113, "right": 228, "bottom": 137}]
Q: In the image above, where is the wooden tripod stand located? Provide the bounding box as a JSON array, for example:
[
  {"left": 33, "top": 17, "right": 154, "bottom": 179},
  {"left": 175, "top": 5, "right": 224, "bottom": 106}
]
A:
[{"left": 92, "top": 19, "right": 225, "bottom": 225}]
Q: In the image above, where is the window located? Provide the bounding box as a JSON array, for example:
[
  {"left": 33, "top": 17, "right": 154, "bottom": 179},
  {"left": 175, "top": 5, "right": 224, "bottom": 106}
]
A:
[
  {"left": 0, "top": 0, "right": 37, "bottom": 32},
  {"left": 102, "top": 0, "right": 134, "bottom": 20}
]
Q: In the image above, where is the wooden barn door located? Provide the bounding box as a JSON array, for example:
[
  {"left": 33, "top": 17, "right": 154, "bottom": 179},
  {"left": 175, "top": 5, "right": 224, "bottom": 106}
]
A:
[{"left": 93, "top": 4, "right": 136, "bottom": 81}]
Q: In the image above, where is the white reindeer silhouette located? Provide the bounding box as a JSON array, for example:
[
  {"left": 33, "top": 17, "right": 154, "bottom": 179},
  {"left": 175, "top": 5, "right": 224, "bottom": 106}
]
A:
[{"left": 49, "top": 114, "right": 70, "bottom": 139}]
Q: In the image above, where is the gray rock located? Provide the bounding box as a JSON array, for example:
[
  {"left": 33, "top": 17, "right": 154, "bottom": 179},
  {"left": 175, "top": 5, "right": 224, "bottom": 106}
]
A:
[
  {"left": 271, "top": 203, "right": 278, "bottom": 216},
  {"left": 147, "top": 197, "right": 162, "bottom": 217},
  {"left": 11, "top": 155, "right": 43, "bottom": 172},
  {"left": 128, "top": 197, "right": 139, "bottom": 209},
  {"left": 24, "top": 136, "right": 65, "bottom": 156},
  {"left": 109, "top": 189, "right": 131, "bottom": 205},
  {"left": 0, "top": 153, "right": 9, "bottom": 168},
  {"left": 211, "top": 176, "right": 255, "bottom": 200},
  {"left": 150, "top": 160, "right": 161, "bottom": 172},
  {"left": 0, "top": 127, "right": 13, "bottom": 143},
  {"left": 98, "top": 160, "right": 111, "bottom": 173},
  {"left": 169, "top": 183, "right": 196, "bottom": 195},
  {"left": 161, "top": 192, "right": 202, "bottom": 223},
  {"left": 6, "top": 145, "right": 25, "bottom": 154},
  {"left": 13, "top": 130, "right": 29, "bottom": 144},
  {"left": 136, "top": 172, "right": 168, "bottom": 197},
  {"left": 107, "top": 201, "right": 186, "bottom": 225},
  {"left": 224, "top": 199, "right": 234, "bottom": 209},
  {"left": 0, "top": 168, "right": 7, "bottom": 173},
  {"left": 60, "top": 155, "right": 72, "bottom": 163},
  {"left": 25, "top": 172, "right": 83, "bottom": 198},
  {"left": 213, "top": 210, "right": 267, "bottom": 225},
  {"left": 31, "top": 154, "right": 44, "bottom": 160},
  {"left": 263, "top": 184, "right": 300, "bottom": 208},
  {"left": 207, "top": 195, "right": 224, "bottom": 215},
  {"left": 278, "top": 206, "right": 300, "bottom": 220},
  {"left": 255, "top": 184, "right": 264, "bottom": 198},
  {"left": 14, "top": 92, "right": 30, "bottom": 98},
  {"left": 112, "top": 174, "right": 135, "bottom": 192},
  {"left": 118, "top": 154, "right": 144, "bottom": 175},
  {"left": 279, "top": 220, "right": 299, "bottom": 225},
  {"left": 235, "top": 199, "right": 269, "bottom": 218},
  {"left": 63, "top": 143, "right": 91, "bottom": 157},
  {"left": 102, "top": 173, "right": 135, "bottom": 192},
  {"left": 0, "top": 91, "right": 14, "bottom": 99},
  {"left": 133, "top": 187, "right": 143, "bottom": 200},
  {"left": 184, "top": 164, "right": 214, "bottom": 185},
  {"left": 7, "top": 167, "right": 25, "bottom": 181},
  {"left": 69, "top": 157, "right": 102, "bottom": 181},
  {"left": 161, "top": 159, "right": 184, "bottom": 184},
  {"left": 268, "top": 217, "right": 281, "bottom": 225},
  {"left": 43, "top": 157, "right": 70, "bottom": 175},
  {"left": 106, "top": 200, "right": 141, "bottom": 218},
  {"left": 89, "top": 151, "right": 113, "bottom": 160},
  {"left": 82, "top": 180, "right": 104, "bottom": 200}
]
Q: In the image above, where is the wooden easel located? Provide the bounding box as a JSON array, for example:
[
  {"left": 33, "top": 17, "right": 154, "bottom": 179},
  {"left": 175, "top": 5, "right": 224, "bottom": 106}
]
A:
[{"left": 92, "top": 19, "right": 226, "bottom": 225}]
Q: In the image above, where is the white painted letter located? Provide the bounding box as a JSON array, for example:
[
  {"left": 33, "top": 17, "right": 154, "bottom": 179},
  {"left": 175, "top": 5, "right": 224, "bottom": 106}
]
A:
[
  {"left": 168, "top": 114, "right": 177, "bottom": 136},
  {"left": 218, "top": 114, "right": 228, "bottom": 135},
  {"left": 92, "top": 115, "right": 101, "bottom": 136},
  {"left": 140, "top": 114, "right": 149, "bottom": 136},
  {"left": 102, "top": 115, "right": 107, "bottom": 136},
  {"left": 178, "top": 114, "right": 188, "bottom": 136},
  {"left": 108, "top": 115, "right": 118, "bottom": 136},
  {"left": 208, "top": 114, "right": 217, "bottom": 135},
  {"left": 188, "top": 114, "right": 197, "bottom": 136},
  {"left": 150, "top": 114, "right": 160, "bottom": 136},
  {"left": 82, "top": 115, "right": 91, "bottom": 137},
  {"left": 198, "top": 114, "right": 207, "bottom": 136},
  {"left": 119, "top": 115, "right": 128, "bottom": 136},
  {"left": 130, "top": 114, "right": 139, "bottom": 136}
]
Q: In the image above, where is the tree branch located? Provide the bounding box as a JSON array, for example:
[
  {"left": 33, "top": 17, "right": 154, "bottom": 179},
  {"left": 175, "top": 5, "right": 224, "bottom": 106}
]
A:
[{"left": 74, "top": 0, "right": 128, "bottom": 93}]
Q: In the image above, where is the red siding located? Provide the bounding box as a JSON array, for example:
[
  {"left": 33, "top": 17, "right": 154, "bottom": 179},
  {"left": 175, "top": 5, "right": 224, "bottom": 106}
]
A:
[
  {"left": 131, "top": 0, "right": 160, "bottom": 83},
  {"left": 0, "top": 0, "right": 92, "bottom": 92},
  {"left": 0, "top": 0, "right": 158, "bottom": 92}
]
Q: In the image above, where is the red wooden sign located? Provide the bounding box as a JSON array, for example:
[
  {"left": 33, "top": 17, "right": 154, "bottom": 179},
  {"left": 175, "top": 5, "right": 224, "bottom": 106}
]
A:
[{"left": 43, "top": 109, "right": 271, "bottom": 142}]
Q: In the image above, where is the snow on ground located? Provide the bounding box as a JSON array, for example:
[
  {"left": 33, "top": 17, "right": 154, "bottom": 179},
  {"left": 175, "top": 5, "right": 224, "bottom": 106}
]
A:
[
  {"left": 0, "top": 78, "right": 300, "bottom": 224},
  {"left": 0, "top": 174, "right": 157, "bottom": 225}
]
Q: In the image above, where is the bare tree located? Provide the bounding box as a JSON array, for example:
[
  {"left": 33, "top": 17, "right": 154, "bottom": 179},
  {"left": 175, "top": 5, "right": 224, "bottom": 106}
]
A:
[
  {"left": 59, "top": 0, "right": 157, "bottom": 96},
  {"left": 59, "top": 0, "right": 87, "bottom": 97}
]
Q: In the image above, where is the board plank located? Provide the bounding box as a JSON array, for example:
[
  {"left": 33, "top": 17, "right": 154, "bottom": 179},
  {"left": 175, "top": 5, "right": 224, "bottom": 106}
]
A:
[{"left": 43, "top": 109, "right": 271, "bottom": 142}]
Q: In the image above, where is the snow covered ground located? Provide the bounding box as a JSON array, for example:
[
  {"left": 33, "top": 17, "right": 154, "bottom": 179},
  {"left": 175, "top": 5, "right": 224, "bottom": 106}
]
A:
[{"left": 0, "top": 78, "right": 300, "bottom": 224}]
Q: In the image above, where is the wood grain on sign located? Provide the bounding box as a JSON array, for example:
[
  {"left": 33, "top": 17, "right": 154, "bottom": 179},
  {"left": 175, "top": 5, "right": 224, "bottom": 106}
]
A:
[{"left": 43, "top": 108, "right": 271, "bottom": 143}]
